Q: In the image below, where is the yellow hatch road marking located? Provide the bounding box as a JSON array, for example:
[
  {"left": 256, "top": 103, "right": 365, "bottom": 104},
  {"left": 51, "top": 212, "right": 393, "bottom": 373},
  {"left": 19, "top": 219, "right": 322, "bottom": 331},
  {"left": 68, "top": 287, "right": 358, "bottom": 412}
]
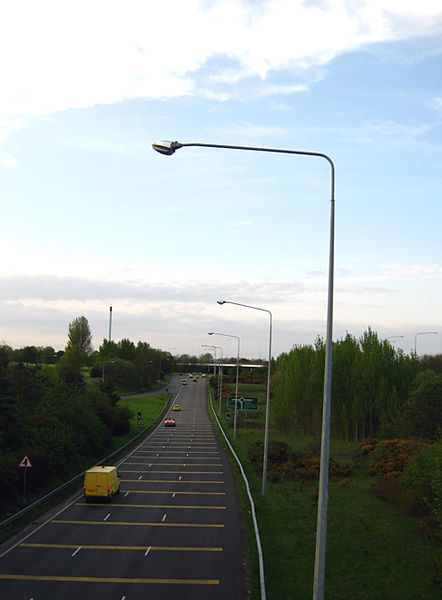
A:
[
  {"left": 124, "top": 462, "right": 223, "bottom": 466},
  {"left": 133, "top": 455, "right": 220, "bottom": 459},
  {"left": 0, "top": 574, "right": 219, "bottom": 585},
  {"left": 52, "top": 520, "right": 224, "bottom": 528},
  {"left": 75, "top": 503, "right": 226, "bottom": 509},
  {"left": 121, "top": 489, "right": 225, "bottom": 496},
  {"left": 119, "top": 470, "right": 223, "bottom": 474},
  {"left": 147, "top": 446, "right": 218, "bottom": 449},
  {"left": 20, "top": 543, "right": 223, "bottom": 552},
  {"left": 120, "top": 479, "right": 224, "bottom": 484}
]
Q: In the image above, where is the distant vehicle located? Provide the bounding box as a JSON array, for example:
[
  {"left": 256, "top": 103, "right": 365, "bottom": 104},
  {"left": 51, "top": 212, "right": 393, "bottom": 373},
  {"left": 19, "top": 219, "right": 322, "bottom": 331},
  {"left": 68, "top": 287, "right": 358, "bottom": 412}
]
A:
[
  {"left": 83, "top": 466, "right": 120, "bottom": 502},
  {"left": 193, "top": 378, "right": 197, "bottom": 382},
  {"left": 164, "top": 418, "right": 176, "bottom": 427},
  {"left": 202, "top": 374, "right": 206, "bottom": 378},
  {"left": 181, "top": 379, "right": 187, "bottom": 385},
  {"left": 172, "top": 405, "right": 181, "bottom": 411}
]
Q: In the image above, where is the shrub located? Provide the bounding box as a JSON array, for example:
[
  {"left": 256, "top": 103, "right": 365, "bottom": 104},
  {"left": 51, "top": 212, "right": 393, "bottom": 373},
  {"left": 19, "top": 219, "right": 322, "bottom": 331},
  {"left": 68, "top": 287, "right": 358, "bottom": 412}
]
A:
[{"left": 367, "top": 438, "right": 431, "bottom": 478}]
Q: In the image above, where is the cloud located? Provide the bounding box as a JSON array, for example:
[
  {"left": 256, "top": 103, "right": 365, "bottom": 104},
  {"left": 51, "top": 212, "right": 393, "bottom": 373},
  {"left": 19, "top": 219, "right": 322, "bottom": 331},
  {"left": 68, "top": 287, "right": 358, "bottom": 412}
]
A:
[
  {"left": 1, "top": 0, "right": 441, "bottom": 134},
  {"left": 0, "top": 153, "right": 17, "bottom": 168}
]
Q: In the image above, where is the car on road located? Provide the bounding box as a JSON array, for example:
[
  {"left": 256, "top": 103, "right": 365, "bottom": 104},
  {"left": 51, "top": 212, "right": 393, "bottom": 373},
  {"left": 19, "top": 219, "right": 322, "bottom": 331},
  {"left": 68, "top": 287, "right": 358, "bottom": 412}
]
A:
[
  {"left": 172, "top": 404, "right": 181, "bottom": 411},
  {"left": 181, "top": 379, "right": 187, "bottom": 385},
  {"left": 164, "top": 418, "right": 176, "bottom": 427}
]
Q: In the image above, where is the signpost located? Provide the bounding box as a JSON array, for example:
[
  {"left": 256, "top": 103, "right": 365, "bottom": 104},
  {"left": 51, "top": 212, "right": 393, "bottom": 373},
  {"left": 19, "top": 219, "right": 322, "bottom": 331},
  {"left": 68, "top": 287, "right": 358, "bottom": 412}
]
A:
[
  {"left": 18, "top": 455, "right": 33, "bottom": 505},
  {"left": 227, "top": 396, "right": 258, "bottom": 410}
]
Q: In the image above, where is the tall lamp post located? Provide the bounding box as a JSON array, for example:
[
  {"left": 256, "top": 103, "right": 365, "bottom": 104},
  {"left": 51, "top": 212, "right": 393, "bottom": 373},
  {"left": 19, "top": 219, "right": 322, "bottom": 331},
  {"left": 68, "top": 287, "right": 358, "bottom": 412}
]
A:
[
  {"left": 202, "top": 344, "right": 223, "bottom": 413},
  {"left": 152, "top": 138, "right": 335, "bottom": 600},
  {"left": 202, "top": 344, "right": 217, "bottom": 376},
  {"left": 414, "top": 331, "right": 438, "bottom": 354},
  {"left": 217, "top": 300, "right": 272, "bottom": 494},
  {"left": 209, "top": 331, "right": 240, "bottom": 436}
]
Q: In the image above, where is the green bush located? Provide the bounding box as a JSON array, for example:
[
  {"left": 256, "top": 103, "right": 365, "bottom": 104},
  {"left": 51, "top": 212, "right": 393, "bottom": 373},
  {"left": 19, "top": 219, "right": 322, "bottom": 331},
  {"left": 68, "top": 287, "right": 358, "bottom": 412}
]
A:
[{"left": 402, "top": 440, "right": 442, "bottom": 540}]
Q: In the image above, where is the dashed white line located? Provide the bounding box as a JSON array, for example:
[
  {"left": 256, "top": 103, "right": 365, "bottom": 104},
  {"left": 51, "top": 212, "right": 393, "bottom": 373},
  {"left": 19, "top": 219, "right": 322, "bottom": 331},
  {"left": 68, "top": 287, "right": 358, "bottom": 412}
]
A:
[
  {"left": 162, "top": 514, "right": 167, "bottom": 522},
  {"left": 72, "top": 546, "right": 82, "bottom": 557},
  {"left": 145, "top": 545, "right": 151, "bottom": 556},
  {"left": 104, "top": 513, "right": 111, "bottom": 521}
]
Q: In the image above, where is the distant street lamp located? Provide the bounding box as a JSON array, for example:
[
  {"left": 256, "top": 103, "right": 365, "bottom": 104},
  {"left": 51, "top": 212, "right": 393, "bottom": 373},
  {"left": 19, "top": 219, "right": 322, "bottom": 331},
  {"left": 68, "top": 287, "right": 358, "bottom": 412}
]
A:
[
  {"left": 414, "top": 331, "right": 438, "bottom": 354},
  {"left": 202, "top": 344, "right": 223, "bottom": 415},
  {"left": 202, "top": 344, "right": 217, "bottom": 375},
  {"left": 202, "top": 344, "right": 224, "bottom": 412},
  {"left": 217, "top": 300, "right": 272, "bottom": 490},
  {"left": 209, "top": 332, "right": 240, "bottom": 430},
  {"left": 152, "top": 138, "right": 335, "bottom": 600}
]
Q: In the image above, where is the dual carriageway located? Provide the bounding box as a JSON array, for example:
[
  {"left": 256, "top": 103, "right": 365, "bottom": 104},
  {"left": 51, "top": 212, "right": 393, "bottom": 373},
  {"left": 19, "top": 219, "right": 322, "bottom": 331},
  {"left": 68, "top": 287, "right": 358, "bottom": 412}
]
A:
[{"left": 0, "top": 376, "right": 248, "bottom": 599}]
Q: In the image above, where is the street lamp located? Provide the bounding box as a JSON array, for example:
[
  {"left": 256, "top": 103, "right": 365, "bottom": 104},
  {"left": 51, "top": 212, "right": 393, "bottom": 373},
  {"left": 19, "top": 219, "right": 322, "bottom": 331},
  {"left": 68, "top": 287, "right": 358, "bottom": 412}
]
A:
[
  {"left": 217, "top": 300, "right": 272, "bottom": 490},
  {"left": 209, "top": 331, "right": 240, "bottom": 436},
  {"left": 202, "top": 344, "right": 224, "bottom": 413},
  {"left": 414, "top": 331, "right": 438, "bottom": 354},
  {"left": 152, "top": 138, "right": 335, "bottom": 600},
  {"left": 202, "top": 344, "right": 217, "bottom": 375}
]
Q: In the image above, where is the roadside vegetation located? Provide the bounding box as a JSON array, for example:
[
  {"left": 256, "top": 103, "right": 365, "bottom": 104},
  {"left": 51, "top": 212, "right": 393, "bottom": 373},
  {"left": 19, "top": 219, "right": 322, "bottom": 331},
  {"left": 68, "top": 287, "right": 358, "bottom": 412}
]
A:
[
  {"left": 0, "top": 315, "right": 176, "bottom": 521},
  {"left": 209, "top": 328, "right": 442, "bottom": 599}
]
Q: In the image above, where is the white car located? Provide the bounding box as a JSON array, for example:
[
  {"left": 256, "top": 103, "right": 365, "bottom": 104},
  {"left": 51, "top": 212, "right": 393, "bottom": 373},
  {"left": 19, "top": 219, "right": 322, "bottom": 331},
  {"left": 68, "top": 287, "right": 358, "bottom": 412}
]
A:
[{"left": 181, "top": 379, "right": 187, "bottom": 385}]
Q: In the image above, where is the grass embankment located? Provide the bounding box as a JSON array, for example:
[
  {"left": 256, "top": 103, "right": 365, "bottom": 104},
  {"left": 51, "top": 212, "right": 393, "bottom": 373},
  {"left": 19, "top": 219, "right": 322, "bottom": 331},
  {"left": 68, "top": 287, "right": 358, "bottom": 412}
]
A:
[
  {"left": 209, "top": 383, "right": 440, "bottom": 600},
  {"left": 114, "top": 393, "right": 169, "bottom": 449}
]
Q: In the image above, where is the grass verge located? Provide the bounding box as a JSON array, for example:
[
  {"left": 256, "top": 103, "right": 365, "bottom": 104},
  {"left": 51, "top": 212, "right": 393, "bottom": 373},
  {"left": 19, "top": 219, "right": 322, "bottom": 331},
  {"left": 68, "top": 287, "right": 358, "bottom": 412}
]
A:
[{"left": 209, "top": 383, "right": 441, "bottom": 599}]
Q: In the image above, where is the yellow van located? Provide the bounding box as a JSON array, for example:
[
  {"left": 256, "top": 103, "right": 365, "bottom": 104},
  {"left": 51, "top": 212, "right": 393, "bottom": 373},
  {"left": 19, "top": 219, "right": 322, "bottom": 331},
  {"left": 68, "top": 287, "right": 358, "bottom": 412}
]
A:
[{"left": 83, "top": 466, "right": 120, "bottom": 502}]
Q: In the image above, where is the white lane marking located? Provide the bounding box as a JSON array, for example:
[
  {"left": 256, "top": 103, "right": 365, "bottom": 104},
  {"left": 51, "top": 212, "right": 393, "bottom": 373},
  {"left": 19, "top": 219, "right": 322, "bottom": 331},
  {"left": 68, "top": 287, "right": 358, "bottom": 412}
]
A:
[
  {"left": 162, "top": 514, "right": 167, "bottom": 522},
  {"left": 138, "top": 475, "right": 143, "bottom": 480},
  {"left": 145, "top": 545, "right": 151, "bottom": 556},
  {"left": 178, "top": 475, "right": 182, "bottom": 481},
  {"left": 72, "top": 546, "right": 82, "bottom": 557},
  {"left": 157, "top": 453, "right": 160, "bottom": 456},
  {"left": 172, "top": 493, "right": 176, "bottom": 498},
  {"left": 104, "top": 513, "right": 111, "bottom": 521},
  {"left": 124, "top": 491, "right": 129, "bottom": 497}
]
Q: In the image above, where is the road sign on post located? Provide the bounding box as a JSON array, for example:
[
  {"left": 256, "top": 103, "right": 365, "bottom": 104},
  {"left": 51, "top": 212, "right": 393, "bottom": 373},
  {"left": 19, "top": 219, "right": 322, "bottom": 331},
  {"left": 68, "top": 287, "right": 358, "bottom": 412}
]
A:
[
  {"left": 19, "top": 455, "right": 33, "bottom": 468},
  {"left": 18, "top": 455, "right": 33, "bottom": 505},
  {"left": 227, "top": 396, "right": 258, "bottom": 410}
]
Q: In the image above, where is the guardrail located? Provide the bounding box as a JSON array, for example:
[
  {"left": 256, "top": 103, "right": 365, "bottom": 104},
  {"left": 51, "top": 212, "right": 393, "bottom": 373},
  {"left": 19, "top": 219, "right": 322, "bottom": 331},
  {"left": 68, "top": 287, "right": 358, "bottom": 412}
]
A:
[
  {"left": 0, "top": 394, "right": 172, "bottom": 532},
  {"left": 208, "top": 388, "right": 267, "bottom": 600}
]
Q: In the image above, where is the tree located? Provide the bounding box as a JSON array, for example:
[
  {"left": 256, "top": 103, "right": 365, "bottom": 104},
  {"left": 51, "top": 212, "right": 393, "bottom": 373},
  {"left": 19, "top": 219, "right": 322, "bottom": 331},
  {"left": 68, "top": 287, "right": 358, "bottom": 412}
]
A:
[
  {"left": 67, "top": 316, "right": 93, "bottom": 359},
  {"left": 402, "top": 370, "right": 442, "bottom": 441},
  {"left": 56, "top": 344, "right": 84, "bottom": 386}
]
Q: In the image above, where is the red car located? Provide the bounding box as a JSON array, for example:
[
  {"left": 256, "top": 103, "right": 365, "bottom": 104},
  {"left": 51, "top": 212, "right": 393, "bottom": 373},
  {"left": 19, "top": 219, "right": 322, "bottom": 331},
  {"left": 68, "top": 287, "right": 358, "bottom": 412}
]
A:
[{"left": 164, "top": 418, "right": 176, "bottom": 427}]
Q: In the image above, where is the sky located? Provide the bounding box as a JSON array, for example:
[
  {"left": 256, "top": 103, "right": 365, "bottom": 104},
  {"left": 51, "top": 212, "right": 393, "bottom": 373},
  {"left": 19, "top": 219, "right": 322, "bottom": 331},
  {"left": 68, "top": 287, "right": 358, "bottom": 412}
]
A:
[{"left": 0, "top": 0, "right": 441, "bottom": 359}]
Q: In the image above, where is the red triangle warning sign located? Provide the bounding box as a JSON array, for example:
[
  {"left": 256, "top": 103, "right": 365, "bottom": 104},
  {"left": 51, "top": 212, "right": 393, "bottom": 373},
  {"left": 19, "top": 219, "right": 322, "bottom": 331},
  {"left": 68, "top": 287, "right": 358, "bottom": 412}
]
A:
[{"left": 19, "top": 455, "right": 32, "bottom": 468}]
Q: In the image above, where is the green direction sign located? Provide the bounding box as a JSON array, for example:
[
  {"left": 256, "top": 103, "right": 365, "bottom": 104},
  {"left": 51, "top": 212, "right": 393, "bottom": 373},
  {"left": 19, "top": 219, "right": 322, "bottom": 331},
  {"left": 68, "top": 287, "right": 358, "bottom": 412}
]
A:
[{"left": 227, "top": 396, "right": 258, "bottom": 410}]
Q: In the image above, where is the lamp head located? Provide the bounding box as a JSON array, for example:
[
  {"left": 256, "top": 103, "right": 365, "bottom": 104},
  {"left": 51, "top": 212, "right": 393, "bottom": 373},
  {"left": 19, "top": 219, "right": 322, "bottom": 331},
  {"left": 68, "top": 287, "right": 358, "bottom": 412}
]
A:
[
  {"left": 217, "top": 300, "right": 226, "bottom": 305},
  {"left": 152, "top": 140, "right": 183, "bottom": 155}
]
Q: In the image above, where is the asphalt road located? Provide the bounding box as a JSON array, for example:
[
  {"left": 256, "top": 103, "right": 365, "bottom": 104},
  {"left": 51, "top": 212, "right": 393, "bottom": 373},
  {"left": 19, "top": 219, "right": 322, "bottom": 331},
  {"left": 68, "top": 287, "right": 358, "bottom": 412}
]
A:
[{"left": 0, "top": 376, "right": 248, "bottom": 599}]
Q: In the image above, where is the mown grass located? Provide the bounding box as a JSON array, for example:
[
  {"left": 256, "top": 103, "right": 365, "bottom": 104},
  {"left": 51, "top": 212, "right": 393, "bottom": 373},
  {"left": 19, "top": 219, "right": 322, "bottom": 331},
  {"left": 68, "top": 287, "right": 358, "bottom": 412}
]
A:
[
  {"left": 211, "top": 383, "right": 440, "bottom": 599},
  {"left": 109, "top": 393, "right": 170, "bottom": 450}
]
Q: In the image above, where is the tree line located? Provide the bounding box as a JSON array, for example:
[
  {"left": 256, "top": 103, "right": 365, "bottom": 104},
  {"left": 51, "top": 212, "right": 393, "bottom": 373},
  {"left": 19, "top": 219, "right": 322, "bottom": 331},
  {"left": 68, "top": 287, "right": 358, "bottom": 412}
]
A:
[
  {"left": 272, "top": 328, "right": 442, "bottom": 442},
  {"left": 0, "top": 315, "right": 175, "bottom": 516}
]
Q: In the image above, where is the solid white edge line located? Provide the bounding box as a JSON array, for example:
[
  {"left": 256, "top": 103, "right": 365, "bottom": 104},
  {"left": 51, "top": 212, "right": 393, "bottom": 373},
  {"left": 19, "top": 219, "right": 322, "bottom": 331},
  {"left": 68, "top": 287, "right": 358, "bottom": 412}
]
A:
[{"left": 208, "top": 388, "right": 267, "bottom": 600}]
